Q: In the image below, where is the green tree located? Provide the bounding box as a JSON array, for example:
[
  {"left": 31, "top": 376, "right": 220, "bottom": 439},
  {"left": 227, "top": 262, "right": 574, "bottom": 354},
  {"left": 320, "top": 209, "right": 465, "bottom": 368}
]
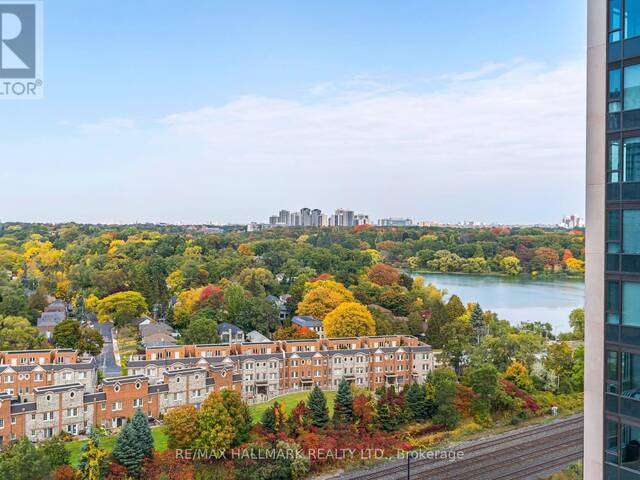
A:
[
  {"left": 569, "top": 308, "right": 585, "bottom": 340},
  {"left": 426, "top": 301, "right": 448, "bottom": 349},
  {"left": 0, "top": 315, "right": 44, "bottom": 350},
  {"left": 181, "top": 316, "right": 219, "bottom": 344},
  {"left": 112, "top": 422, "right": 146, "bottom": 478},
  {"left": 130, "top": 409, "right": 154, "bottom": 458},
  {"left": 41, "top": 434, "right": 70, "bottom": 469},
  {"left": 464, "top": 363, "right": 498, "bottom": 410},
  {"left": 405, "top": 382, "right": 430, "bottom": 421},
  {"left": 431, "top": 368, "right": 459, "bottom": 429},
  {"left": 306, "top": 386, "right": 330, "bottom": 428},
  {"left": 78, "top": 327, "right": 104, "bottom": 356},
  {"left": 221, "top": 390, "right": 253, "bottom": 446},
  {"left": 53, "top": 319, "right": 81, "bottom": 349},
  {"left": 470, "top": 303, "right": 485, "bottom": 345},
  {"left": 0, "top": 438, "right": 50, "bottom": 480},
  {"left": 333, "top": 379, "right": 353, "bottom": 425},
  {"left": 0, "top": 285, "right": 29, "bottom": 318},
  {"left": 440, "top": 316, "right": 473, "bottom": 373},
  {"left": 445, "top": 295, "right": 465, "bottom": 320}
]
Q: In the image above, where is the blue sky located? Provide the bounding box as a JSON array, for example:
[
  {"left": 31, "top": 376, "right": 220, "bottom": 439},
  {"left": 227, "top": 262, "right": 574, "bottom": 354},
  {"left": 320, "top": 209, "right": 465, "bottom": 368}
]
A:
[{"left": 1, "top": 0, "right": 587, "bottom": 224}]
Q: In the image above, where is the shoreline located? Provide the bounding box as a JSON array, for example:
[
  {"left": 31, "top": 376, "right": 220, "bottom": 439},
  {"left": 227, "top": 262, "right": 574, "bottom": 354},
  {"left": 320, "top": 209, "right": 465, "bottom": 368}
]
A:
[{"left": 408, "top": 270, "right": 584, "bottom": 282}]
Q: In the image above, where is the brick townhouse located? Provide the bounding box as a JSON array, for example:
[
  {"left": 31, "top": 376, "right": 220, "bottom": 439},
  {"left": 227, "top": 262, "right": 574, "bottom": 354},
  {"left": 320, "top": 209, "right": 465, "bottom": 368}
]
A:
[
  {"left": 0, "top": 335, "right": 433, "bottom": 445},
  {"left": 128, "top": 335, "right": 434, "bottom": 403}
]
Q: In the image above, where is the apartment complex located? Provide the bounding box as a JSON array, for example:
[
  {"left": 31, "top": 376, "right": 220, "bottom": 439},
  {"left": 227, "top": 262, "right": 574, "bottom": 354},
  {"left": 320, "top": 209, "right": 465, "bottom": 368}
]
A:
[
  {"left": 267, "top": 208, "right": 371, "bottom": 228},
  {"left": 128, "top": 335, "right": 433, "bottom": 402},
  {"left": 586, "top": 1, "right": 640, "bottom": 478},
  {"left": 0, "top": 335, "right": 432, "bottom": 445}
]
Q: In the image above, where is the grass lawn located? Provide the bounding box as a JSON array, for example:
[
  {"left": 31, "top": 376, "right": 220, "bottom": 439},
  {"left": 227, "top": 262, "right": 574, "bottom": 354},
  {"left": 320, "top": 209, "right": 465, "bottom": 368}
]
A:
[
  {"left": 67, "top": 426, "right": 168, "bottom": 466},
  {"left": 249, "top": 390, "right": 336, "bottom": 422},
  {"left": 66, "top": 391, "right": 335, "bottom": 465}
]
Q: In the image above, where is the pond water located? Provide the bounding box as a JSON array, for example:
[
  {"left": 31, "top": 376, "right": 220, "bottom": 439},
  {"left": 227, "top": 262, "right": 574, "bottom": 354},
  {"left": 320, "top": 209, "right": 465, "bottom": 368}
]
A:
[{"left": 411, "top": 272, "right": 585, "bottom": 334}]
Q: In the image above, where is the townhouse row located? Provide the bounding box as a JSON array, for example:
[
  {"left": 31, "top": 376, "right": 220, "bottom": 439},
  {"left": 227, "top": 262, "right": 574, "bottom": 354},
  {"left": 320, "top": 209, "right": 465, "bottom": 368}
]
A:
[
  {"left": 128, "top": 335, "right": 435, "bottom": 402},
  {"left": 0, "top": 335, "right": 434, "bottom": 444}
]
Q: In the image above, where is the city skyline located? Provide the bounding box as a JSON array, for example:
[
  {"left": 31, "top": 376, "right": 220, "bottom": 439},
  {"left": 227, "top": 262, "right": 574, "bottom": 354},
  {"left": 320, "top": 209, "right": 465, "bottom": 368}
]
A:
[{"left": 0, "top": 0, "right": 586, "bottom": 225}]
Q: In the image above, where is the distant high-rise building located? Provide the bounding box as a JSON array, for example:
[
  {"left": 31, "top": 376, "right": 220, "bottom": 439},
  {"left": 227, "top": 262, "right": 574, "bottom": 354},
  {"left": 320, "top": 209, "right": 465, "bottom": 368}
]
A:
[
  {"left": 333, "top": 208, "right": 355, "bottom": 227},
  {"left": 354, "top": 214, "right": 370, "bottom": 226},
  {"left": 267, "top": 207, "right": 367, "bottom": 228},
  {"left": 300, "top": 208, "right": 311, "bottom": 226},
  {"left": 311, "top": 209, "right": 322, "bottom": 227},
  {"left": 278, "top": 210, "right": 290, "bottom": 225},
  {"left": 378, "top": 217, "right": 413, "bottom": 227}
]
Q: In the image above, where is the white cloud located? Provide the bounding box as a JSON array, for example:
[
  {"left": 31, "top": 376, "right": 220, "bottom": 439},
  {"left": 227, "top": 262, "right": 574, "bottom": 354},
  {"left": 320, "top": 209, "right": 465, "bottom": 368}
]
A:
[
  {"left": 153, "top": 59, "right": 585, "bottom": 223},
  {"left": 76, "top": 117, "right": 137, "bottom": 134},
  {"left": 26, "top": 58, "right": 585, "bottom": 224}
]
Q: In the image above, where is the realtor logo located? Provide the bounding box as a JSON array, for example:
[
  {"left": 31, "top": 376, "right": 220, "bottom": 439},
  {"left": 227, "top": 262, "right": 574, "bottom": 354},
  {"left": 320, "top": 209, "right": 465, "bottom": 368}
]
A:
[{"left": 0, "top": 1, "right": 42, "bottom": 98}]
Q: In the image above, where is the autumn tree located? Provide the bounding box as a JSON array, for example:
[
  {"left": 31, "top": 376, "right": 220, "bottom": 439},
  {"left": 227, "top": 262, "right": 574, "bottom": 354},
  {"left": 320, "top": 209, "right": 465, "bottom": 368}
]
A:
[
  {"left": 79, "top": 433, "right": 109, "bottom": 480},
  {"left": 323, "top": 302, "right": 375, "bottom": 338},
  {"left": 163, "top": 405, "right": 198, "bottom": 450},
  {"left": 273, "top": 325, "right": 318, "bottom": 340},
  {"left": 445, "top": 295, "right": 465, "bottom": 320},
  {"left": 505, "top": 361, "right": 535, "bottom": 392},
  {"left": 261, "top": 401, "right": 288, "bottom": 433},
  {"left": 221, "top": 390, "right": 252, "bottom": 446},
  {"left": 194, "top": 392, "right": 235, "bottom": 452},
  {"left": 296, "top": 281, "right": 355, "bottom": 320},
  {"left": 96, "top": 291, "right": 148, "bottom": 326},
  {"left": 367, "top": 264, "right": 401, "bottom": 286}
]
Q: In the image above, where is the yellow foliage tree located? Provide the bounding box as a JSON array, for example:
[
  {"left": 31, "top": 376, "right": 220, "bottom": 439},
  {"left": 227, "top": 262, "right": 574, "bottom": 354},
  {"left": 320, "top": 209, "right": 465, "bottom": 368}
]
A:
[
  {"left": 565, "top": 257, "right": 585, "bottom": 274},
  {"left": 237, "top": 243, "right": 254, "bottom": 256},
  {"left": 297, "top": 280, "right": 355, "bottom": 320},
  {"left": 323, "top": 302, "right": 376, "bottom": 338},
  {"left": 505, "top": 361, "right": 534, "bottom": 392}
]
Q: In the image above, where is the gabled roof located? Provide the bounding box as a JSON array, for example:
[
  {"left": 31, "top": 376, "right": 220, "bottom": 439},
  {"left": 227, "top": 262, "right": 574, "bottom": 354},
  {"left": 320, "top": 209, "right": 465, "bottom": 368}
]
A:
[
  {"left": 217, "top": 323, "right": 244, "bottom": 335},
  {"left": 291, "top": 316, "right": 322, "bottom": 328}
]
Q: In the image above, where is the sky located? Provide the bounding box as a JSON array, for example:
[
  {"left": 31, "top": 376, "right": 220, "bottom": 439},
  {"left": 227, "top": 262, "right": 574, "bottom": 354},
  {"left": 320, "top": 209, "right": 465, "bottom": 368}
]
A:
[{"left": 0, "top": 0, "right": 587, "bottom": 225}]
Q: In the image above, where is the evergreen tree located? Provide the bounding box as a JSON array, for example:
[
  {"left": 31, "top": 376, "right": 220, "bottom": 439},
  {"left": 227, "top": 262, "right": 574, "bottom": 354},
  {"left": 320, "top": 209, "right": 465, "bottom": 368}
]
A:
[
  {"left": 375, "top": 386, "right": 406, "bottom": 431},
  {"left": 405, "top": 382, "right": 429, "bottom": 421},
  {"left": 130, "top": 409, "right": 154, "bottom": 458},
  {"left": 426, "top": 301, "right": 448, "bottom": 348},
  {"left": 306, "top": 386, "right": 330, "bottom": 428},
  {"left": 471, "top": 303, "right": 485, "bottom": 345},
  {"left": 112, "top": 422, "right": 145, "bottom": 478},
  {"left": 333, "top": 379, "right": 353, "bottom": 425},
  {"left": 261, "top": 405, "right": 276, "bottom": 432},
  {"left": 446, "top": 295, "right": 465, "bottom": 320}
]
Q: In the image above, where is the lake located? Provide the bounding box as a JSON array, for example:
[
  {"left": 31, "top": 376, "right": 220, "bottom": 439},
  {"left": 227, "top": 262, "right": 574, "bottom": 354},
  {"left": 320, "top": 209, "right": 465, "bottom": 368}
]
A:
[{"left": 411, "top": 272, "right": 585, "bottom": 334}]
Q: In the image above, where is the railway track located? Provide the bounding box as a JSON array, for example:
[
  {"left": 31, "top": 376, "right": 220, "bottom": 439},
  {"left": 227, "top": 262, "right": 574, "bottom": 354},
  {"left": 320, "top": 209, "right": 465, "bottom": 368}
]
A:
[{"left": 341, "top": 414, "right": 583, "bottom": 480}]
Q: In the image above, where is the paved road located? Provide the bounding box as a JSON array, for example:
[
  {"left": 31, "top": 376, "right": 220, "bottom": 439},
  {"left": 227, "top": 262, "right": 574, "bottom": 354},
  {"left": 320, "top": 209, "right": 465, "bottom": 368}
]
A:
[
  {"left": 93, "top": 320, "right": 121, "bottom": 376},
  {"left": 339, "top": 414, "right": 583, "bottom": 480}
]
